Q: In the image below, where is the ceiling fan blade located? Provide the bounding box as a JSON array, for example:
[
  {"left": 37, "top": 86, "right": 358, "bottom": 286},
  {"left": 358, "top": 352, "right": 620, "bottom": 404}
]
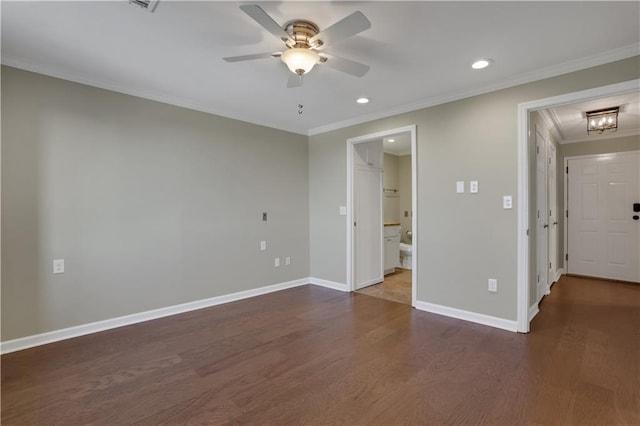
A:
[
  {"left": 310, "top": 11, "right": 371, "bottom": 49},
  {"left": 223, "top": 52, "right": 280, "bottom": 62},
  {"left": 287, "top": 73, "right": 303, "bottom": 88},
  {"left": 320, "top": 53, "right": 370, "bottom": 77},
  {"left": 239, "top": 4, "right": 293, "bottom": 44}
]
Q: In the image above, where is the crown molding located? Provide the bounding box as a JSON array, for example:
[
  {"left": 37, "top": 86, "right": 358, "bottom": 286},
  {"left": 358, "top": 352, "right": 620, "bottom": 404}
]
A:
[
  {"left": 559, "top": 128, "right": 640, "bottom": 145},
  {"left": 0, "top": 56, "right": 308, "bottom": 136},
  {"left": 308, "top": 43, "right": 640, "bottom": 136},
  {"left": 538, "top": 108, "right": 565, "bottom": 143},
  {"left": 3, "top": 43, "right": 638, "bottom": 138}
]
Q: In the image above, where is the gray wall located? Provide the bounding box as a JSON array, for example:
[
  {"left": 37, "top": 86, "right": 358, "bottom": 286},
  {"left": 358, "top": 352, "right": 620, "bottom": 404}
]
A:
[
  {"left": 558, "top": 135, "right": 640, "bottom": 266},
  {"left": 309, "top": 56, "right": 639, "bottom": 321},
  {"left": 1, "top": 66, "right": 309, "bottom": 341}
]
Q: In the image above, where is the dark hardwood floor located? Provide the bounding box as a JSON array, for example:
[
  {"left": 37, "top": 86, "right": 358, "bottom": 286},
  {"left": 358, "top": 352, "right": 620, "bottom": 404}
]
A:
[{"left": 2, "top": 275, "right": 639, "bottom": 425}]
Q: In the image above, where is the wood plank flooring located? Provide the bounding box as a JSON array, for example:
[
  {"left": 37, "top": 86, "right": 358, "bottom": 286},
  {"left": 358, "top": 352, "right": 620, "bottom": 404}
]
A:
[
  {"left": 2, "top": 275, "right": 639, "bottom": 425},
  {"left": 356, "top": 268, "right": 412, "bottom": 305}
]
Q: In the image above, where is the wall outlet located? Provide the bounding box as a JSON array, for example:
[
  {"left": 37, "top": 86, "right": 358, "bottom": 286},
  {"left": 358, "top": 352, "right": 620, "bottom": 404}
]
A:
[
  {"left": 274, "top": 258, "right": 280, "bottom": 268},
  {"left": 260, "top": 241, "right": 267, "bottom": 251},
  {"left": 285, "top": 256, "right": 291, "bottom": 265},
  {"left": 488, "top": 278, "right": 498, "bottom": 293},
  {"left": 503, "top": 196, "right": 512, "bottom": 209},
  {"left": 53, "top": 259, "right": 65, "bottom": 274},
  {"left": 470, "top": 180, "right": 479, "bottom": 194}
]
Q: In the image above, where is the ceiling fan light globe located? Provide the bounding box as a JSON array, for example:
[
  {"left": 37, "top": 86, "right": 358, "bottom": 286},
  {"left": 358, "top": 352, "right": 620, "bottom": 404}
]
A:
[{"left": 282, "top": 48, "right": 319, "bottom": 75}]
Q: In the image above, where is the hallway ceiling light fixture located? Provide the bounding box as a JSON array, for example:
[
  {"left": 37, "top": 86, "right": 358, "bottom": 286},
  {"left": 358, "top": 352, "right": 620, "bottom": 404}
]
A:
[
  {"left": 586, "top": 106, "right": 619, "bottom": 134},
  {"left": 471, "top": 58, "right": 493, "bottom": 69},
  {"left": 356, "top": 97, "right": 370, "bottom": 104},
  {"left": 387, "top": 138, "right": 395, "bottom": 143}
]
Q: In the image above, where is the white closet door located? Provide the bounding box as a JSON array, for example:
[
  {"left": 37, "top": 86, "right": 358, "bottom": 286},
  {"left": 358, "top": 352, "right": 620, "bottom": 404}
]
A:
[
  {"left": 548, "top": 140, "right": 558, "bottom": 283},
  {"left": 536, "top": 131, "right": 549, "bottom": 300},
  {"left": 354, "top": 166, "right": 383, "bottom": 289},
  {"left": 567, "top": 152, "right": 640, "bottom": 282}
]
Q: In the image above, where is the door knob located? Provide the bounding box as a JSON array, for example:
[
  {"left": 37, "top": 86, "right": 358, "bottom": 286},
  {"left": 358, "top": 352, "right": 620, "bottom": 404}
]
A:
[
  {"left": 634, "top": 215, "right": 639, "bottom": 221},
  {"left": 553, "top": 221, "right": 558, "bottom": 225},
  {"left": 543, "top": 224, "right": 548, "bottom": 228}
]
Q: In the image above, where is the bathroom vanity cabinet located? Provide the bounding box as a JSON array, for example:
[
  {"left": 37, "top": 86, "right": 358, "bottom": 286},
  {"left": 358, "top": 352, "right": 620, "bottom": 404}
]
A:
[{"left": 384, "top": 225, "right": 401, "bottom": 275}]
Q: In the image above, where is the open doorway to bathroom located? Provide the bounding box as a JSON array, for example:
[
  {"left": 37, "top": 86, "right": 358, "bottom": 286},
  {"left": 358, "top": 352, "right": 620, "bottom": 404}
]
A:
[{"left": 347, "top": 126, "right": 416, "bottom": 306}]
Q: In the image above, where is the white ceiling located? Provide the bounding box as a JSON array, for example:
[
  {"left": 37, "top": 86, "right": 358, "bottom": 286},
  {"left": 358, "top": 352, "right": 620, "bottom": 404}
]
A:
[
  {"left": 543, "top": 92, "right": 640, "bottom": 144},
  {"left": 383, "top": 133, "right": 411, "bottom": 156},
  {"left": 2, "top": 1, "right": 639, "bottom": 136}
]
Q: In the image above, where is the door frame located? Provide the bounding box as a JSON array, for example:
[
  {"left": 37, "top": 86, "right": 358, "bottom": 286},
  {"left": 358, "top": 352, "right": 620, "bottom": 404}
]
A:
[
  {"left": 563, "top": 150, "right": 640, "bottom": 279},
  {"left": 346, "top": 125, "right": 417, "bottom": 306},
  {"left": 516, "top": 79, "right": 639, "bottom": 332}
]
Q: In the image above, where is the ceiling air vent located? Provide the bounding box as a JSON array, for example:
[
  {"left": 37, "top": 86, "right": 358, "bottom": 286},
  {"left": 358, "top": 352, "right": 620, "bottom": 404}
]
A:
[{"left": 129, "top": 0, "right": 158, "bottom": 12}]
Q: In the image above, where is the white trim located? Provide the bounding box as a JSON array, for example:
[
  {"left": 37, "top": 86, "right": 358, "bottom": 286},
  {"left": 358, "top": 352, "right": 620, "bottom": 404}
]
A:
[
  {"left": 346, "top": 125, "right": 417, "bottom": 307},
  {"left": 554, "top": 268, "right": 565, "bottom": 284},
  {"left": 528, "top": 304, "right": 540, "bottom": 322},
  {"left": 559, "top": 128, "right": 640, "bottom": 145},
  {"left": 308, "top": 44, "right": 640, "bottom": 136},
  {"left": 4, "top": 43, "right": 638, "bottom": 138},
  {"left": 517, "top": 79, "right": 640, "bottom": 334},
  {"left": 414, "top": 301, "right": 518, "bottom": 332},
  {"left": 309, "top": 277, "right": 348, "bottom": 292},
  {"left": 0, "top": 277, "right": 310, "bottom": 354}
]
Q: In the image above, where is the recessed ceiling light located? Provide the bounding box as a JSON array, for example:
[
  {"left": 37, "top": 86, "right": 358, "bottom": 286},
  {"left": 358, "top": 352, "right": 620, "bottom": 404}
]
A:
[
  {"left": 387, "top": 139, "right": 395, "bottom": 143},
  {"left": 471, "top": 58, "right": 493, "bottom": 70},
  {"left": 356, "top": 97, "right": 370, "bottom": 104}
]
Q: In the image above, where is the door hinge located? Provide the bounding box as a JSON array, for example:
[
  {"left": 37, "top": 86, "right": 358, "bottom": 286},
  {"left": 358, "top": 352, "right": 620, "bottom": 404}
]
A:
[
  {"left": 354, "top": 221, "right": 356, "bottom": 227},
  {"left": 566, "top": 210, "right": 568, "bottom": 218},
  {"left": 549, "top": 209, "right": 552, "bottom": 217},
  {"left": 537, "top": 210, "right": 540, "bottom": 219},
  {"left": 537, "top": 274, "right": 540, "bottom": 283},
  {"left": 526, "top": 229, "right": 529, "bottom": 236},
  {"left": 549, "top": 262, "right": 552, "bottom": 270},
  {"left": 565, "top": 253, "right": 568, "bottom": 261},
  {"left": 537, "top": 145, "right": 540, "bottom": 154}
]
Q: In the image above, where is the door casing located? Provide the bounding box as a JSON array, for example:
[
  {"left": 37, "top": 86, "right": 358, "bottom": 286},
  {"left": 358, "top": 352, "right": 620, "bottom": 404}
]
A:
[{"left": 346, "top": 125, "right": 417, "bottom": 306}]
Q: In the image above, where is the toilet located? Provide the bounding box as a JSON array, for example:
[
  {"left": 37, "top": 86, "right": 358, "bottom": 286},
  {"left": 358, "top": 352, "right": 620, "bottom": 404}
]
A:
[
  {"left": 399, "top": 230, "right": 413, "bottom": 269},
  {"left": 399, "top": 243, "right": 412, "bottom": 269}
]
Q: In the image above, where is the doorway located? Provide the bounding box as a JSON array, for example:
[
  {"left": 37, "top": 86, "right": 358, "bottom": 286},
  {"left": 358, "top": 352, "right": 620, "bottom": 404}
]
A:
[
  {"left": 517, "top": 79, "right": 639, "bottom": 332},
  {"left": 347, "top": 125, "right": 417, "bottom": 306}
]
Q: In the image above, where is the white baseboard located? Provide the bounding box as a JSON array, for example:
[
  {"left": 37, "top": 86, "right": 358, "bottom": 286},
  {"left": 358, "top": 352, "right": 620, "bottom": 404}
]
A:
[
  {"left": 414, "top": 301, "right": 518, "bottom": 332},
  {"left": 553, "top": 268, "right": 565, "bottom": 284},
  {"left": 529, "top": 303, "right": 540, "bottom": 322},
  {"left": 0, "top": 277, "right": 310, "bottom": 355},
  {"left": 309, "top": 277, "right": 349, "bottom": 292}
]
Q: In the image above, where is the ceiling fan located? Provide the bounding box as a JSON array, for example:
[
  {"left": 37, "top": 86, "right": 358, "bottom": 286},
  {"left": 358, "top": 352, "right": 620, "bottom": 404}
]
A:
[{"left": 223, "top": 4, "right": 371, "bottom": 88}]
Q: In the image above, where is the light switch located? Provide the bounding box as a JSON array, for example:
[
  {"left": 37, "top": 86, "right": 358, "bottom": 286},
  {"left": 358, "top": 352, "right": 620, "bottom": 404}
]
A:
[
  {"left": 470, "top": 180, "right": 478, "bottom": 194},
  {"left": 456, "top": 181, "right": 465, "bottom": 194},
  {"left": 260, "top": 241, "right": 267, "bottom": 251},
  {"left": 274, "top": 258, "right": 280, "bottom": 268},
  {"left": 53, "top": 259, "right": 64, "bottom": 274},
  {"left": 339, "top": 206, "right": 347, "bottom": 216},
  {"left": 488, "top": 279, "right": 498, "bottom": 293},
  {"left": 285, "top": 256, "right": 291, "bottom": 265},
  {"left": 503, "top": 195, "right": 513, "bottom": 209}
]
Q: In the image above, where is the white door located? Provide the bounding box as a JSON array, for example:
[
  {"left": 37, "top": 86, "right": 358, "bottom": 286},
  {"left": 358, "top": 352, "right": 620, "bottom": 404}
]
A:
[
  {"left": 567, "top": 152, "right": 640, "bottom": 282},
  {"left": 354, "top": 165, "right": 383, "bottom": 289},
  {"left": 548, "top": 140, "right": 558, "bottom": 284},
  {"left": 536, "top": 131, "right": 549, "bottom": 300}
]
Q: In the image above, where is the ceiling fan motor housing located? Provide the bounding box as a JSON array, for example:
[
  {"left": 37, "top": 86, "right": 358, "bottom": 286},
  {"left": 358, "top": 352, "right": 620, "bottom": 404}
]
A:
[{"left": 283, "top": 20, "right": 322, "bottom": 49}]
